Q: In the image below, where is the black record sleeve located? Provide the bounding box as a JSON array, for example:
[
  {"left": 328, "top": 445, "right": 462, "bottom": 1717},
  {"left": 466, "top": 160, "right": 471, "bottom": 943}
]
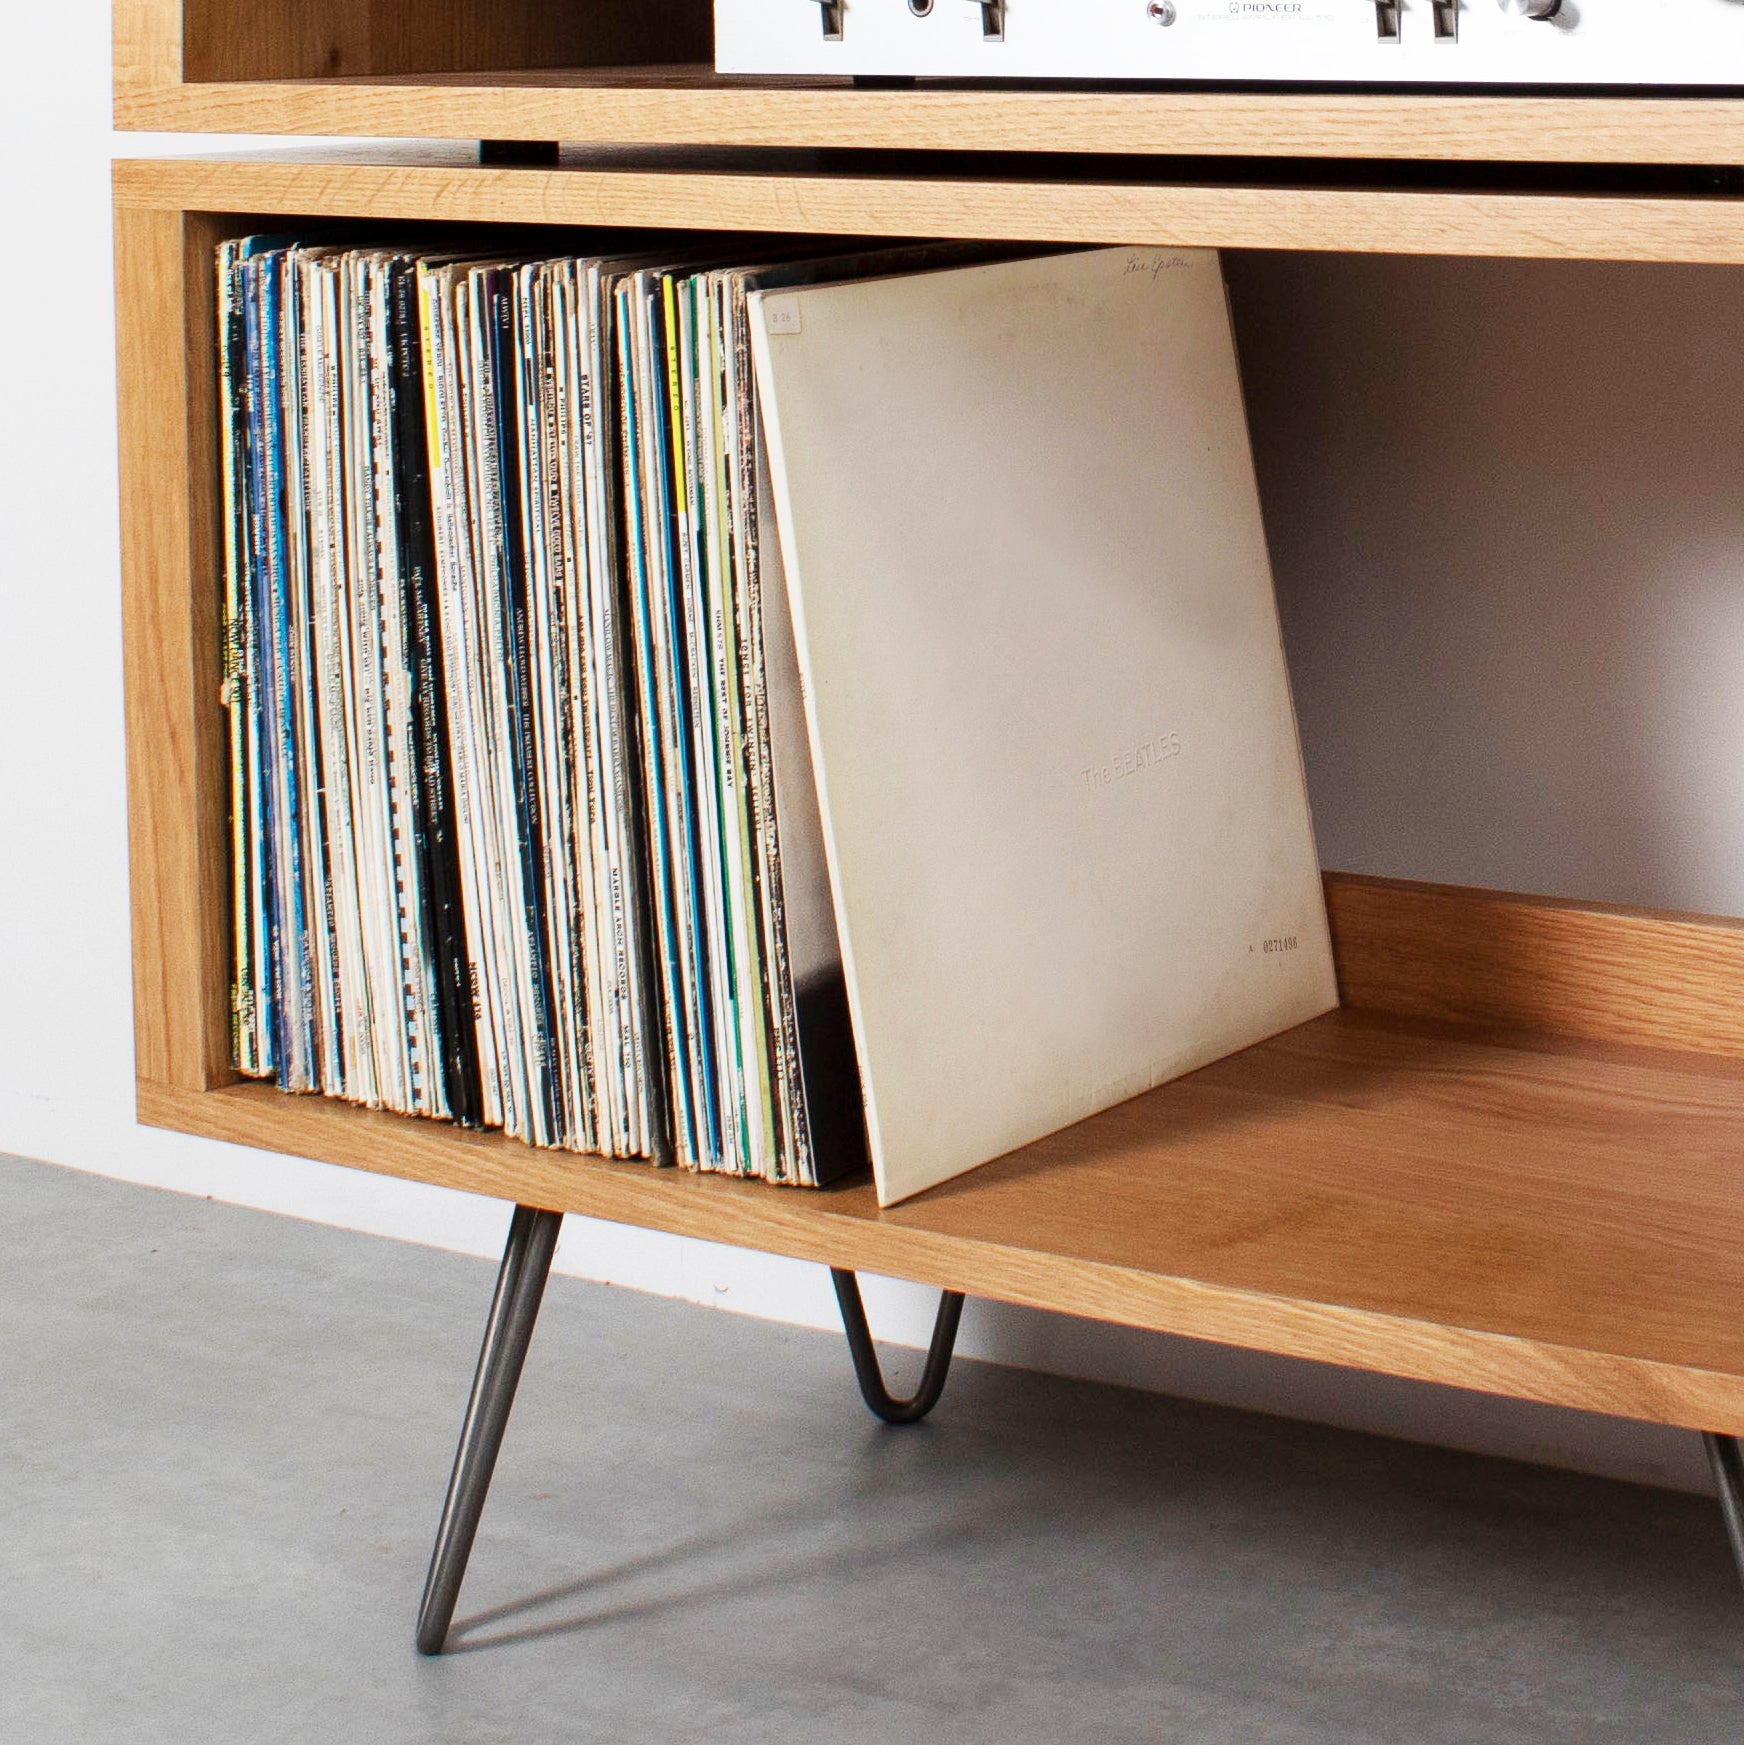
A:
[
  {"left": 389, "top": 259, "right": 486, "bottom": 1129},
  {"left": 489, "top": 273, "right": 564, "bottom": 1145}
]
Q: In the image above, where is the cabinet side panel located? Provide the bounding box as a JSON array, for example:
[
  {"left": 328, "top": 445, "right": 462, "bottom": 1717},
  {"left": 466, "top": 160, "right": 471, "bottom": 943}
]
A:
[
  {"left": 182, "top": 0, "right": 712, "bottom": 81},
  {"left": 116, "top": 202, "right": 235, "bottom": 1092},
  {"left": 114, "top": 0, "right": 182, "bottom": 90}
]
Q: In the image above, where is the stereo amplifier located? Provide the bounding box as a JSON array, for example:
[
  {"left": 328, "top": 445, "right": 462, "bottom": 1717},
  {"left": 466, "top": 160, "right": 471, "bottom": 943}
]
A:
[{"left": 714, "top": 0, "right": 1744, "bottom": 88}]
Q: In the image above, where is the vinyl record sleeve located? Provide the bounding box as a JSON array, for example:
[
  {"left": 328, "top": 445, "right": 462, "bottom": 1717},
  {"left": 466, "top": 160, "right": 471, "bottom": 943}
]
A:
[
  {"left": 710, "top": 243, "right": 1011, "bottom": 1185},
  {"left": 419, "top": 260, "right": 508, "bottom": 1130},
  {"left": 217, "top": 238, "right": 268, "bottom": 1078},
  {"left": 247, "top": 248, "right": 317, "bottom": 1093},
  {"left": 390, "top": 257, "right": 484, "bottom": 1130},
  {"left": 749, "top": 246, "right": 1338, "bottom": 1206},
  {"left": 579, "top": 255, "right": 667, "bottom": 1161},
  {"left": 300, "top": 250, "right": 372, "bottom": 1107}
]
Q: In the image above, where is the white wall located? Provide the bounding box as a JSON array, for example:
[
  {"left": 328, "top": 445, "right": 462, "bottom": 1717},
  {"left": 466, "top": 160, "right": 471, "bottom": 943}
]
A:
[
  {"left": 0, "top": 11, "right": 1727, "bottom": 1496},
  {"left": 1229, "top": 249, "right": 1744, "bottom": 914}
]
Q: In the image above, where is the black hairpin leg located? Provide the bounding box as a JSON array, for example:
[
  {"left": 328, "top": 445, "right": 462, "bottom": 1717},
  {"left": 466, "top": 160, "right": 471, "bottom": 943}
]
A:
[
  {"left": 416, "top": 1205, "right": 563, "bottom": 1656},
  {"left": 831, "top": 1268, "right": 965, "bottom": 1425},
  {"left": 1704, "top": 1433, "right": 1744, "bottom": 1593}
]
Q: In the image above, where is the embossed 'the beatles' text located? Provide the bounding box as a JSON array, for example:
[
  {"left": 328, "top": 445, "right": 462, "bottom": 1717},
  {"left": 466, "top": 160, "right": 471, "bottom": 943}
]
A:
[{"left": 1081, "top": 730, "right": 1182, "bottom": 793}]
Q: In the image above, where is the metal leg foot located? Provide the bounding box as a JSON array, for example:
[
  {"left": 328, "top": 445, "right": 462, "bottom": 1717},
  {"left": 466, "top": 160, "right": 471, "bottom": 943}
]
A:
[
  {"left": 416, "top": 1205, "right": 563, "bottom": 1655},
  {"left": 831, "top": 1268, "right": 964, "bottom": 1425},
  {"left": 1704, "top": 1433, "right": 1744, "bottom": 1592}
]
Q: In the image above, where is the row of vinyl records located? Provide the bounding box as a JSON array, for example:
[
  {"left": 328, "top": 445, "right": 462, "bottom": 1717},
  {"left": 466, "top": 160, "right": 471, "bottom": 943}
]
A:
[
  {"left": 218, "top": 235, "right": 938, "bottom": 1184},
  {"left": 221, "top": 237, "right": 1340, "bottom": 1206}
]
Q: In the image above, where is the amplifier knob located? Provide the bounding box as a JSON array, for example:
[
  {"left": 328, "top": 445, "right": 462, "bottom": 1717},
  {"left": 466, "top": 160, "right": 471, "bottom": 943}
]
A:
[
  {"left": 1498, "top": 0, "right": 1562, "bottom": 16},
  {"left": 966, "top": 0, "right": 1006, "bottom": 39}
]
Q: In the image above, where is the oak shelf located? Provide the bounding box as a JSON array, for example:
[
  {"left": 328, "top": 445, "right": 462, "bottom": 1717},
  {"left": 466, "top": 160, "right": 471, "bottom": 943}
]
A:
[
  {"left": 112, "top": 148, "right": 1744, "bottom": 267},
  {"left": 141, "top": 1009, "right": 1744, "bottom": 1437},
  {"left": 113, "top": 64, "right": 1744, "bottom": 168}
]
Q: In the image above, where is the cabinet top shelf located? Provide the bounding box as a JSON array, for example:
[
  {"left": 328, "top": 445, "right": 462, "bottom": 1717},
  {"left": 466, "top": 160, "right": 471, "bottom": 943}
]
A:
[
  {"left": 111, "top": 149, "right": 1744, "bottom": 268},
  {"left": 114, "top": 61, "right": 1744, "bottom": 168}
]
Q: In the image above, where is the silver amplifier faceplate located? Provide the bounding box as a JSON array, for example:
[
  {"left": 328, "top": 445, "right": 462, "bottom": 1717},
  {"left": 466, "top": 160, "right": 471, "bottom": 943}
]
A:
[{"left": 715, "top": 0, "right": 1744, "bottom": 87}]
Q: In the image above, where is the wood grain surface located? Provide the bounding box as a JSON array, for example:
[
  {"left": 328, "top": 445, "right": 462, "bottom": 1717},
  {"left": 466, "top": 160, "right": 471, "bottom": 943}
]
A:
[
  {"left": 140, "top": 1008, "right": 1744, "bottom": 1434},
  {"left": 1329, "top": 874, "right": 1744, "bottom": 1058},
  {"left": 115, "top": 205, "right": 234, "bottom": 1093},
  {"left": 165, "top": 0, "right": 712, "bottom": 84},
  {"left": 112, "top": 152, "right": 1744, "bottom": 266},
  {"left": 108, "top": 39, "right": 1744, "bottom": 168}
]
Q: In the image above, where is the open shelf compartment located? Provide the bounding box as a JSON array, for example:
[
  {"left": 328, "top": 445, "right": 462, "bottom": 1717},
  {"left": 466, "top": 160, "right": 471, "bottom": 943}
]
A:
[{"left": 115, "top": 151, "right": 1744, "bottom": 1440}]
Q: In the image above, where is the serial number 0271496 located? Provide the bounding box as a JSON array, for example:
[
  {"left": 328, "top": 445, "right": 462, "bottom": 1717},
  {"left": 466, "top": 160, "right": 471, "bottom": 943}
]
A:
[{"left": 1261, "top": 936, "right": 1300, "bottom": 954}]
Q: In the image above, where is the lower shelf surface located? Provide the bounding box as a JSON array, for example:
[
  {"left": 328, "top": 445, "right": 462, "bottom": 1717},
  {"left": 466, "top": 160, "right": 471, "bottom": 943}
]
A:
[{"left": 140, "top": 1008, "right": 1744, "bottom": 1434}]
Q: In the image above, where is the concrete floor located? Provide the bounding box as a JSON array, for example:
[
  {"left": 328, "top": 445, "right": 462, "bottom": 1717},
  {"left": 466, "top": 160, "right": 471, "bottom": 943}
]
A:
[{"left": 6, "top": 1155, "right": 1744, "bottom": 1744}]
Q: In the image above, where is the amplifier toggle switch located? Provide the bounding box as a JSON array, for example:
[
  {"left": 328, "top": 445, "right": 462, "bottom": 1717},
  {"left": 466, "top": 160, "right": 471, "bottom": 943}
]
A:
[
  {"left": 809, "top": 0, "right": 844, "bottom": 39},
  {"left": 1431, "top": 0, "right": 1459, "bottom": 40},
  {"left": 1498, "top": 0, "right": 1561, "bottom": 16},
  {"left": 1374, "top": 0, "right": 1401, "bottom": 41},
  {"left": 967, "top": 0, "right": 1006, "bottom": 39}
]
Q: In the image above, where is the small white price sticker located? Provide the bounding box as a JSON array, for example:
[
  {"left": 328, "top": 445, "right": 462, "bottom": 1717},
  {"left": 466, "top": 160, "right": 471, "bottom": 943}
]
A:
[{"left": 762, "top": 295, "right": 804, "bottom": 335}]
